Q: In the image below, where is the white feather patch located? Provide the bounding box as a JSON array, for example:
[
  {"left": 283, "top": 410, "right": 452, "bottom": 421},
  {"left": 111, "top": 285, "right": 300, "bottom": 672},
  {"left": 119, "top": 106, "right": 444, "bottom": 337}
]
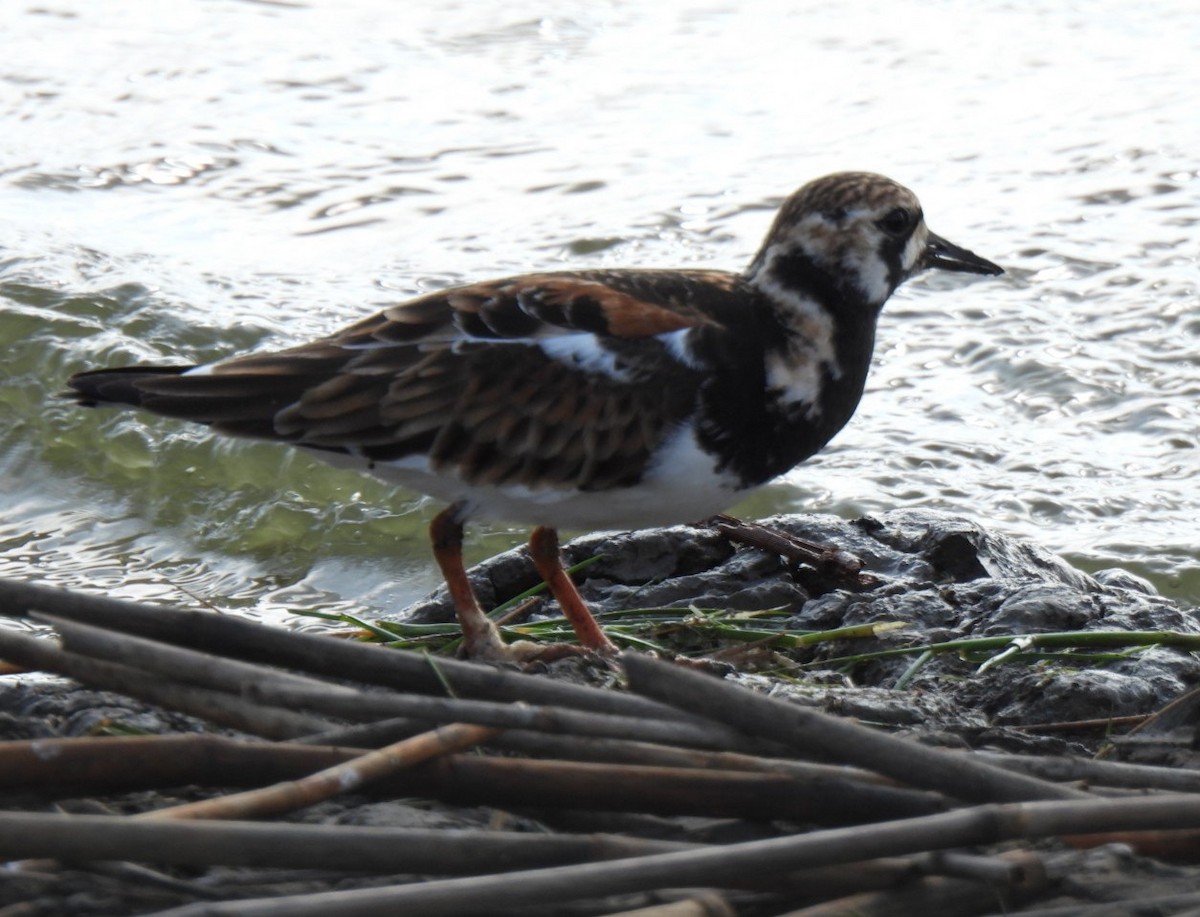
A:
[
  {"left": 660, "top": 328, "right": 704, "bottom": 370},
  {"left": 536, "top": 336, "right": 631, "bottom": 380},
  {"left": 307, "top": 422, "right": 746, "bottom": 530}
]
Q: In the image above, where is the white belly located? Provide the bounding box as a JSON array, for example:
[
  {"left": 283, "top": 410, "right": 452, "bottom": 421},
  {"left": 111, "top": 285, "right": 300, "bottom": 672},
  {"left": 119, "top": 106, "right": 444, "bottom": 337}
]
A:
[{"left": 310, "top": 424, "right": 748, "bottom": 529}]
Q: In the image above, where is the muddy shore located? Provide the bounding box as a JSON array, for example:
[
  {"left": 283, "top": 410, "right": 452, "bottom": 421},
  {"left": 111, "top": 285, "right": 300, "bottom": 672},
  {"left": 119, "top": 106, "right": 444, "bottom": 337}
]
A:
[{"left": 3, "top": 509, "right": 1200, "bottom": 915}]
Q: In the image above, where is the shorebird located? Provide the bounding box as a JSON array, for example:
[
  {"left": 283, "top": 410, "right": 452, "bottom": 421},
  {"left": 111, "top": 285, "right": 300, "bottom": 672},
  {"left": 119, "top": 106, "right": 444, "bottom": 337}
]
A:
[{"left": 67, "top": 172, "right": 1002, "bottom": 661}]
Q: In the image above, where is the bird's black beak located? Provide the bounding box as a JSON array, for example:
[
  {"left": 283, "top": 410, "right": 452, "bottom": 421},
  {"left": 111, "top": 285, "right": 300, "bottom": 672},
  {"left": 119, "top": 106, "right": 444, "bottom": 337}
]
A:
[{"left": 924, "top": 231, "right": 1004, "bottom": 275}]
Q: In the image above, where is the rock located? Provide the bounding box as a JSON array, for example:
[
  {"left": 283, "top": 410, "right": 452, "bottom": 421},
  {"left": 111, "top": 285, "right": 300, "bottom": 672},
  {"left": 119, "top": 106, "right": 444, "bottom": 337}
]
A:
[{"left": 402, "top": 508, "right": 1200, "bottom": 743}]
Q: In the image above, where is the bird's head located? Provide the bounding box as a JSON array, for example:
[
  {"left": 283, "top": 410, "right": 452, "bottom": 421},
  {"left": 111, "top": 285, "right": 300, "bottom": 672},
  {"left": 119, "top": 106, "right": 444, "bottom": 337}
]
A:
[{"left": 747, "top": 172, "right": 1002, "bottom": 311}]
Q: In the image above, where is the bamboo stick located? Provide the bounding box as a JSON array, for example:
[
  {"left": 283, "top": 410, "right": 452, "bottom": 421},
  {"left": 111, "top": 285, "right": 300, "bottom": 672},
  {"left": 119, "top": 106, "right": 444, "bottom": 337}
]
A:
[
  {"left": 242, "top": 683, "right": 760, "bottom": 752},
  {"left": 0, "top": 735, "right": 943, "bottom": 824},
  {"left": 973, "top": 750, "right": 1200, "bottom": 794},
  {"left": 601, "top": 891, "right": 738, "bottom": 917},
  {"left": 620, "top": 652, "right": 1087, "bottom": 803},
  {"left": 141, "top": 795, "right": 1200, "bottom": 917},
  {"left": 0, "top": 811, "right": 688, "bottom": 872},
  {"left": 40, "top": 614, "right": 760, "bottom": 753},
  {"left": 486, "top": 729, "right": 898, "bottom": 785},
  {"left": 0, "top": 735, "right": 350, "bottom": 789},
  {"left": 0, "top": 628, "right": 332, "bottom": 739},
  {"left": 0, "top": 578, "right": 673, "bottom": 718},
  {"left": 143, "top": 723, "right": 497, "bottom": 821},
  {"left": 401, "top": 755, "right": 947, "bottom": 824}
]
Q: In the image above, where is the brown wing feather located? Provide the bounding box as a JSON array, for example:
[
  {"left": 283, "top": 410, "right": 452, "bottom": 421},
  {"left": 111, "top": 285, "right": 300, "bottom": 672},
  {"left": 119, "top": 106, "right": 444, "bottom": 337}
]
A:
[
  {"left": 326, "top": 270, "right": 726, "bottom": 345},
  {"left": 71, "top": 270, "right": 739, "bottom": 490},
  {"left": 267, "top": 337, "right": 698, "bottom": 491}
]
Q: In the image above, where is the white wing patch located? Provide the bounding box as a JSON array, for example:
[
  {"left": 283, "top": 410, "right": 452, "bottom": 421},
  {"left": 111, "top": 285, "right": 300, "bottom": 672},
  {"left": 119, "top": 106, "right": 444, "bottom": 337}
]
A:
[
  {"left": 536, "top": 336, "right": 632, "bottom": 381},
  {"left": 660, "top": 328, "right": 704, "bottom": 370}
]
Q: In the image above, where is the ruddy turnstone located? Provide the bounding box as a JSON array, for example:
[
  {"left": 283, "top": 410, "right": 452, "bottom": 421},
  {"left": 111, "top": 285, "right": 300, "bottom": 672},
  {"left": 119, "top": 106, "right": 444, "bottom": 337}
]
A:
[{"left": 67, "top": 172, "right": 1002, "bottom": 661}]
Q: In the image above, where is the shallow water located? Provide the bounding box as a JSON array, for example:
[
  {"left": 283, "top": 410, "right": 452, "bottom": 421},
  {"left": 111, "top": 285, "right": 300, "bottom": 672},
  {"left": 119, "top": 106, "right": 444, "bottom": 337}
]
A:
[{"left": 1, "top": 1, "right": 1197, "bottom": 625}]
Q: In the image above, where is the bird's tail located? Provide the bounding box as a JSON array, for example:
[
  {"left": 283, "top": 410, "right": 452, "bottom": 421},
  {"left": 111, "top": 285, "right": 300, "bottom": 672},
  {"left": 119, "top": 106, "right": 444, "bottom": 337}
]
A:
[
  {"left": 65, "top": 366, "right": 194, "bottom": 408},
  {"left": 64, "top": 360, "right": 348, "bottom": 440}
]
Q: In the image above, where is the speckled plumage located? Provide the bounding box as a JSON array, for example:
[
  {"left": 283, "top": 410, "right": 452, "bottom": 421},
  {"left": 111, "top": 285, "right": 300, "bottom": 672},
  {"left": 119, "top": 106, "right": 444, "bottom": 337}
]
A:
[{"left": 67, "top": 172, "right": 1003, "bottom": 660}]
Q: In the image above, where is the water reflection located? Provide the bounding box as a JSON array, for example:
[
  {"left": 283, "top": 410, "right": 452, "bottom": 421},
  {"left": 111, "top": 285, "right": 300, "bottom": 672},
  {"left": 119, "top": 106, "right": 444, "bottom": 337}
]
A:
[{"left": 0, "top": 0, "right": 1196, "bottom": 621}]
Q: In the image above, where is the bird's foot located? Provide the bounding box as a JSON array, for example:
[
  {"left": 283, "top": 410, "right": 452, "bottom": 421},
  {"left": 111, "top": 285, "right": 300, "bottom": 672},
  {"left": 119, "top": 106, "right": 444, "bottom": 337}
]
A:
[{"left": 461, "top": 629, "right": 619, "bottom": 668}]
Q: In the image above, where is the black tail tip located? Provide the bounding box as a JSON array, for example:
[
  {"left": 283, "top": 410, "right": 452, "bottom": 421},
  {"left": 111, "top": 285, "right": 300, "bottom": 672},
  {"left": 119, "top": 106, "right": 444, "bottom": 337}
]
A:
[{"left": 63, "top": 365, "right": 192, "bottom": 408}]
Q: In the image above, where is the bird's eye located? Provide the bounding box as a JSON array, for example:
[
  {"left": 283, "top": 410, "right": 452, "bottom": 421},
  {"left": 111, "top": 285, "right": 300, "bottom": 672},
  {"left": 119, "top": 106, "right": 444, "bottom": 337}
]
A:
[{"left": 877, "top": 207, "right": 913, "bottom": 237}]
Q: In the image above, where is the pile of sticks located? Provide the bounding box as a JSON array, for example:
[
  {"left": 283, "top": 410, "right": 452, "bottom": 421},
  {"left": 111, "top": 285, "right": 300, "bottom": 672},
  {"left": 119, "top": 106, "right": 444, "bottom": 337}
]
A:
[{"left": 3, "top": 578, "right": 1200, "bottom": 916}]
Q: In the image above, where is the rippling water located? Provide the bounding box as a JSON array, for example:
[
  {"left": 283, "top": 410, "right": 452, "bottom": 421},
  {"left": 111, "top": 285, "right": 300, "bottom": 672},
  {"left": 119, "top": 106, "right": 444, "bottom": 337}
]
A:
[{"left": 2, "top": 1, "right": 1197, "bottom": 625}]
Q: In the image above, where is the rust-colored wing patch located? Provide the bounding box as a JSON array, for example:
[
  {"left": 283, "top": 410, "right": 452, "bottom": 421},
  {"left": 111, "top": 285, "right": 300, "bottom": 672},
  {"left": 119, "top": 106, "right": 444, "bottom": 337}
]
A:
[
  {"left": 513, "top": 277, "right": 702, "bottom": 337},
  {"left": 326, "top": 269, "right": 728, "bottom": 348}
]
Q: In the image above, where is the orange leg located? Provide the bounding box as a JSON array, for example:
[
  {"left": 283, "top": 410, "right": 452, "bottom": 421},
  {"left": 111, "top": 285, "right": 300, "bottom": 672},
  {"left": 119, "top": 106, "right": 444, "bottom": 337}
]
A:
[
  {"left": 528, "top": 526, "right": 618, "bottom": 654},
  {"left": 429, "top": 504, "right": 509, "bottom": 661}
]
